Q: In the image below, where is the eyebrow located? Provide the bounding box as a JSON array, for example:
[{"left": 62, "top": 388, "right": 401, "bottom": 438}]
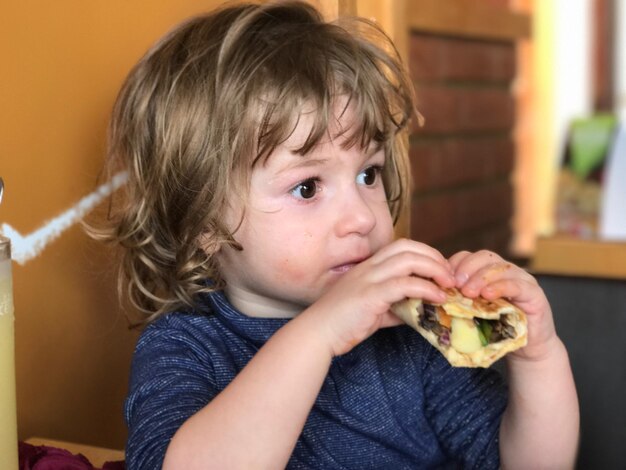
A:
[
  {"left": 273, "top": 142, "right": 383, "bottom": 176},
  {"left": 274, "top": 153, "right": 330, "bottom": 175}
]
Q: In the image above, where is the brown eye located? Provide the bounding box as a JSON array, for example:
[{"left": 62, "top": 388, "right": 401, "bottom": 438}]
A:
[
  {"left": 292, "top": 178, "right": 318, "bottom": 199},
  {"left": 357, "top": 166, "right": 380, "bottom": 186}
]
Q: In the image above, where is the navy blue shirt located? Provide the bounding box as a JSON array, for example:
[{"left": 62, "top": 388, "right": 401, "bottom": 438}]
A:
[{"left": 125, "top": 290, "right": 507, "bottom": 469}]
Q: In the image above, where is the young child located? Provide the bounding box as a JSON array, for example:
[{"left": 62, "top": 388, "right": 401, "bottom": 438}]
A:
[{"left": 99, "top": 2, "right": 579, "bottom": 468}]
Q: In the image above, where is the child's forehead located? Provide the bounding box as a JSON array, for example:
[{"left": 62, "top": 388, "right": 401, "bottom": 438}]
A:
[{"left": 281, "top": 98, "right": 362, "bottom": 152}]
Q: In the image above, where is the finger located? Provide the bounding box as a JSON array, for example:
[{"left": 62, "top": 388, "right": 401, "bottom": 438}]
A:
[
  {"left": 380, "top": 311, "right": 405, "bottom": 328},
  {"left": 478, "top": 278, "right": 543, "bottom": 313},
  {"left": 453, "top": 250, "right": 505, "bottom": 288},
  {"left": 379, "top": 274, "right": 448, "bottom": 305},
  {"left": 448, "top": 251, "right": 472, "bottom": 285},
  {"left": 478, "top": 277, "right": 523, "bottom": 300},
  {"left": 455, "top": 250, "right": 505, "bottom": 274},
  {"left": 371, "top": 238, "right": 450, "bottom": 270},
  {"left": 448, "top": 250, "right": 472, "bottom": 270},
  {"left": 461, "top": 260, "right": 538, "bottom": 298},
  {"left": 460, "top": 262, "right": 515, "bottom": 297},
  {"left": 369, "top": 251, "right": 455, "bottom": 288}
]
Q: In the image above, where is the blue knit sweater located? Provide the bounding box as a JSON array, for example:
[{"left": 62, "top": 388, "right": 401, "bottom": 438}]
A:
[{"left": 125, "top": 290, "right": 507, "bottom": 469}]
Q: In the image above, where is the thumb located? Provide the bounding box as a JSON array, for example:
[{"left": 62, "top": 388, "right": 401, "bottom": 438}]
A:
[{"left": 381, "top": 311, "right": 405, "bottom": 328}]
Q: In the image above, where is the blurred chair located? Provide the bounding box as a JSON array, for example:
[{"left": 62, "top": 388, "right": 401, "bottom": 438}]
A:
[{"left": 537, "top": 274, "right": 626, "bottom": 470}]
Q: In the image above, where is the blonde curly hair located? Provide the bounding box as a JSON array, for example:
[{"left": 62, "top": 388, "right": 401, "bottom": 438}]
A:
[{"left": 93, "top": 1, "right": 419, "bottom": 324}]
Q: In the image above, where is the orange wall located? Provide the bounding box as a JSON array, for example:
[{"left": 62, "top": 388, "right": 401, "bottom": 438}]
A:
[{"left": 0, "top": 0, "right": 226, "bottom": 449}]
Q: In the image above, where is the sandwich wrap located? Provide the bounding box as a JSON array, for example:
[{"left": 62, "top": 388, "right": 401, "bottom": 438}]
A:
[{"left": 391, "top": 287, "right": 527, "bottom": 367}]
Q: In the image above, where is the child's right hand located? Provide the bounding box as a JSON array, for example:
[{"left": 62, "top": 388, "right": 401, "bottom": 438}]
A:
[{"left": 304, "top": 238, "right": 456, "bottom": 357}]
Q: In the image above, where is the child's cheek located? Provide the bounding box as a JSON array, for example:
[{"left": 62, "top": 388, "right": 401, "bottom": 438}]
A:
[{"left": 277, "top": 257, "right": 308, "bottom": 283}]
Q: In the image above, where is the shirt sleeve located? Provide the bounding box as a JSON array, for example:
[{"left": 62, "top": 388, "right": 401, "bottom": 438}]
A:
[
  {"left": 421, "top": 342, "right": 508, "bottom": 470},
  {"left": 124, "top": 314, "right": 219, "bottom": 470}
]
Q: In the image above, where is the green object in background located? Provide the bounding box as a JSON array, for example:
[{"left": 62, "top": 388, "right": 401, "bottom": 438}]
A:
[{"left": 569, "top": 114, "right": 617, "bottom": 179}]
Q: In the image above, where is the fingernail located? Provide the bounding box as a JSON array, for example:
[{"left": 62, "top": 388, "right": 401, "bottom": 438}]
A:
[{"left": 455, "top": 272, "right": 469, "bottom": 286}]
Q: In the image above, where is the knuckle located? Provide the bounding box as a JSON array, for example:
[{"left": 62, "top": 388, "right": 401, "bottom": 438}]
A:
[
  {"left": 487, "top": 261, "right": 504, "bottom": 271},
  {"left": 396, "top": 237, "right": 412, "bottom": 248},
  {"left": 451, "top": 250, "right": 471, "bottom": 259}
]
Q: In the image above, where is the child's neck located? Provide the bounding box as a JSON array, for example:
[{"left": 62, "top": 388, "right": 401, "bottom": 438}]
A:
[{"left": 224, "top": 284, "right": 302, "bottom": 319}]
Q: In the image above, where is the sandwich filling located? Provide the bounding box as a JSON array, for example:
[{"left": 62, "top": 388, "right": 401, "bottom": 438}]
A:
[
  {"left": 391, "top": 287, "right": 528, "bottom": 367},
  {"left": 421, "top": 303, "right": 517, "bottom": 354}
]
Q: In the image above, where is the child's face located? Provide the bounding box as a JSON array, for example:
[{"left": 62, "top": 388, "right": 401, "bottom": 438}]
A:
[{"left": 217, "top": 106, "right": 395, "bottom": 318}]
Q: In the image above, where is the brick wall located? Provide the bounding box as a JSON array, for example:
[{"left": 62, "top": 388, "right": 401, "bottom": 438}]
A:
[{"left": 409, "top": 31, "right": 517, "bottom": 257}]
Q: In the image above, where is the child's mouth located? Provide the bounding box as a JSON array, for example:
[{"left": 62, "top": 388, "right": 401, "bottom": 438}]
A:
[
  {"left": 331, "top": 256, "right": 368, "bottom": 273},
  {"left": 331, "top": 263, "right": 357, "bottom": 273}
]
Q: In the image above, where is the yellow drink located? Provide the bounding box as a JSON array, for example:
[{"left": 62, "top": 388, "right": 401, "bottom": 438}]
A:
[{"left": 0, "top": 237, "right": 18, "bottom": 470}]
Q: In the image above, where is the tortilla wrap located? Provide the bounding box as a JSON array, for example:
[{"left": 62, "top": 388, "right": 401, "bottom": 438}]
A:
[{"left": 391, "top": 287, "right": 527, "bottom": 367}]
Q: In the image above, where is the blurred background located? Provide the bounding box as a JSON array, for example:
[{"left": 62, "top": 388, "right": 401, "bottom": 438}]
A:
[{"left": 0, "top": 0, "right": 624, "bottom": 468}]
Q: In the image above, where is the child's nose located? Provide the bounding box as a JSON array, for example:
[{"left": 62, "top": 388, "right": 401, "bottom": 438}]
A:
[{"left": 334, "top": 190, "right": 377, "bottom": 237}]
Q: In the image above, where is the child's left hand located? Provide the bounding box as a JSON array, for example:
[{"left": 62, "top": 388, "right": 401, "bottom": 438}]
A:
[{"left": 449, "top": 250, "right": 559, "bottom": 362}]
